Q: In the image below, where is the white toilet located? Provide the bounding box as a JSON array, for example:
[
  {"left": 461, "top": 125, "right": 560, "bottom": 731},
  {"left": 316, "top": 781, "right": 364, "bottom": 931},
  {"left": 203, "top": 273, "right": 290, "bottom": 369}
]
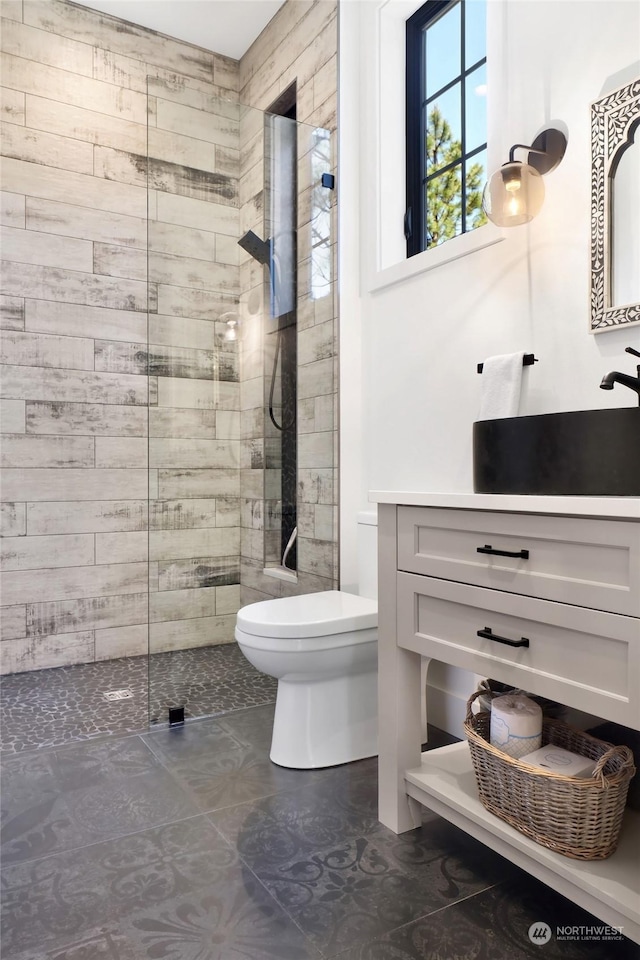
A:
[{"left": 235, "top": 514, "right": 379, "bottom": 769}]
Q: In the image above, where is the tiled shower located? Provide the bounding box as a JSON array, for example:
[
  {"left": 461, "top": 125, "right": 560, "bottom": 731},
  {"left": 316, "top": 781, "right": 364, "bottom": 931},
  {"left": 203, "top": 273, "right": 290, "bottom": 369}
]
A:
[{"left": 0, "top": 0, "right": 338, "bottom": 749}]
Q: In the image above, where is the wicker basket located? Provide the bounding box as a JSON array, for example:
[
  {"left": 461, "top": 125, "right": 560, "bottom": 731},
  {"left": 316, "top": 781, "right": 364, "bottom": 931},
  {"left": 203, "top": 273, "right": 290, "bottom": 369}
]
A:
[{"left": 464, "top": 690, "right": 636, "bottom": 860}]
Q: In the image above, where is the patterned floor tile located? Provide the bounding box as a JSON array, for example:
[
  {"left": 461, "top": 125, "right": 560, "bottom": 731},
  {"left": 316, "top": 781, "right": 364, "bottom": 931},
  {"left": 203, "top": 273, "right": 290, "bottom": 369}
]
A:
[
  {"left": 2, "top": 815, "right": 321, "bottom": 960},
  {"left": 329, "top": 873, "right": 640, "bottom": 959},
  {"left": 1, "top": 737, "right": 198, "bottom": 866},
  {"left": 143, "top": 715, "right": 324, "bottom": 813}
]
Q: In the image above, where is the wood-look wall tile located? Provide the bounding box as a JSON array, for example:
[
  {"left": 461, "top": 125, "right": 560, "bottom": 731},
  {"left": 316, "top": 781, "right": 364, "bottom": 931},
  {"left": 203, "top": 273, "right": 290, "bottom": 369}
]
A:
[
  {"left": 298, "top": 431, "right": 333, "bottom": 468},
  {"left": 1, "top": 364, "right": 148, "bottom": 406},
  {"left": 27, "top": 499, "right": 148, "bottom": 535},
  {"left": 0, "top": 399, "right": 25, "bottom": 433},
  {"left": 0, "top": 604, "right": 26, "bottom": 641},
  {"left": 23, "top": 1, "right": 215, "bottom": 84},
  {"left": 156, "top": 377, "right": 239, "bottom": 411},
  {"left": 157, "top": 556, "right": 240, "bottom": 591},
  {"left": 214, "top": 497, "right": 240, "bottom": 527},
  {"left": 298, "top": 319, "right": 335, "bottom": 366},
  {"left": 155, "top": 285, "right": 238, "bottom": 323},
  {"left": 149, "top": 438, "right": 239, "bottom": 469},
  {"left": 150, "top": 614, "right": 234, "bottom": 653},
  {"left": 148, "top": 315, "right": 217, "bottom": 351},
  {"left": 148, "top": 220, "right": 217, "bottom": 261},
  {"left": 1, "top": 19, "right": 93, "bottom": 75},
  {"left": 149, "top": 156, "right": 238, "bottom": 206},
  {"left": 92, "top": 47, "right": 149, "bottom": 93},
  {"left": 0, "top": 502, "right": 25, "bottom": 538},
  {"left": 147, "top": 74, "right": 238, "bottom": 113},
  {"left": 0, "top": 2, "right": 23, "bottom": 23},
  {"left": 149, "top": 406, "right": 216, "bottom": 439},
  {"left": 26, "top": 94, "right": 146, "bottom": 153},
  {"left": 3, "top": 52, "right": 145, "bottom": 120},
  {"left": 296, "top": 536, "right": 334, "bottom": 580},
  {"left": 239, "top": 556, "right": 280, "bottom": 598},
  {"left": 298, "top": 357, "right": 334, "bottom": 399},
  {"left": 93, "top": 242, "right": 147, "bottom": 281},
  {"left": 93, "top": 145, "right": 148, "bottom": 187},
  {"left": 155, "top": 192, "right": 239, "bottom": 236},
  {"left": 297, "top": 467, "right": 334, "bottom": 505},
  {"left": 0, "top": 532, "right": 94, "bottom": 571},
  {"left": 150, "top": 499, "right": 216, "bottom": 530},
  {"left": 0, "top": 631, "right": 94, "bottom": 675},
  {"left": 26, "top": 400, "right": 147, "bottom": 437},
  {"left": 2, "top": 262, "right": 149, "bottom": 312},
  {"left": 0, "top": 435, "right": 94, "bottom": 468},
  {"left": 1, "top": 190, "right": 25, "bottom": 227},
  {"left": 154, "top": 98, "right": 239, "bottom": 149},
  {"left": 0, "top": 331, "right": 94, "bottom": 370},
  {"left": 149, "top": 250, "right": 238, "bottom": 293},
  {"left": 150, "top": 586, "right": 217, "bottom": 622},
  {"left": 26, "top": 197, "right": 146, "bottom": 248},
  {"left": 1, "top": 119, "right": 94, "bottom": 175},
  {"left": 1, "top": 560, "right": 148, "bottom": 605},
  {"left": 26, "top": 592, "right": 148, "bottom": 638},
  {"left": 0, "top": 295, "right": 24, "bottom": 331},
  {"left": 0, "top": 85, "right": 24, "bottom": 124},
  {"left": 216, "top": 410, "right": 240, "bottom": 440},
  {"left": 2, "top": 157, "right": 146, "bottom": 217},
  {"left": 94, "top": 622, "right": 148, "bottom": 660},
  {"left": 96, "top": 531, "right": 148, "bottom": 564},
  {"left": 0, "top": 467, "right": 148, "bottom": 501},
  {"left": 94, "top": 437, "right": 148, "bottom": 468},
  {"left": 1, "top": 225, "right": 93, "bottom": 272},
  {"left": 25, "top": 300, "right": 147, "bottom": 343},
  {"left": 150, "top": 526, "right": 239, "bottom": 562},
  {"left": 212, "top": 54, "right": 239, "bottom": 94},
  {"left": 214, "top": 583, "right": 240, "bottom": 615},
  {"left": 95, "top": 340, "right": 231, "bottom": 381}
]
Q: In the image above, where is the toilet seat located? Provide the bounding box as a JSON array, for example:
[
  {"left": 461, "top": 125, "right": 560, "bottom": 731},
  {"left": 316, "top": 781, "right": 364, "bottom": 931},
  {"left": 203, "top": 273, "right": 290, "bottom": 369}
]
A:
[{"left": 236, "top": 589, "right": 377, "bottom": 639}]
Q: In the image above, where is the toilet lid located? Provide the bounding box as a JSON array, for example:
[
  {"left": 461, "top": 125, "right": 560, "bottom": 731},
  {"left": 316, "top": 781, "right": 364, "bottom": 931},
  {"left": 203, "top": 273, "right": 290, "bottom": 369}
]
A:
[{"left": 236, "top": 590, "right": 378, "bottom": 639}]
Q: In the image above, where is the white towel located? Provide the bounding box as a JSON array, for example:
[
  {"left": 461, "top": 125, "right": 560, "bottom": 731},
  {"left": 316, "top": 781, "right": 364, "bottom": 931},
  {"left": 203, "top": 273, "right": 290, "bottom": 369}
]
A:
[{"left": 478, "top": 351, "right": 525, "bottom": 420}]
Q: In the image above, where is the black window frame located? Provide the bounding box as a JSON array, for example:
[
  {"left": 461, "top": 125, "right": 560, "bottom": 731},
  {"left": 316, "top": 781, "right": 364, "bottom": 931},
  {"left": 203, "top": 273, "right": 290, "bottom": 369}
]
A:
[{"left": 405, "top": 0, "right": 487, "bottom": 258}]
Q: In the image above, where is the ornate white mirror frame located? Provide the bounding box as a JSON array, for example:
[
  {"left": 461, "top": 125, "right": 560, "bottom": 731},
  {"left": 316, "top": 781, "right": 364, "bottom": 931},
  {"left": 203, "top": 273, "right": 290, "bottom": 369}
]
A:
[{"left": 590, "top": 76, "right": 640, "bottom": 333}]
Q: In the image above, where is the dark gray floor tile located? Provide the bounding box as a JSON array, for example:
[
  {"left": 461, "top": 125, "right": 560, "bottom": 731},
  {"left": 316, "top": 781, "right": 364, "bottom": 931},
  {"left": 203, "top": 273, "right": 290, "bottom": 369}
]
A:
[
  {"left": 210, "top": 760, "right": 382, "bottom": 865},
  {"left": 2, "top": 816, "right": 315, "bottom": 960},
  {"left": 1, "top": 738, "right": 198, "bottom": 865},
  {"left": 330, "top": 874, "right": 640, "bottom": 959},
  {"left": 211, "top": 760, "right": 514, "bottom": 956},
  {"left": 216, "top": 703, "right": 277, "bottom": 751},
  {"left": 144, "top": 717, "right": 324, "bottom": 813}
]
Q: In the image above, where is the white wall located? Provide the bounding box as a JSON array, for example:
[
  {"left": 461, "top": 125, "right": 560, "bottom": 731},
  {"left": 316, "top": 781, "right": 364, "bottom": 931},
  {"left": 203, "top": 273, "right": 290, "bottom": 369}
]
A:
[{"left": 339, "top": 0, "right": 640, "bottom": 559}]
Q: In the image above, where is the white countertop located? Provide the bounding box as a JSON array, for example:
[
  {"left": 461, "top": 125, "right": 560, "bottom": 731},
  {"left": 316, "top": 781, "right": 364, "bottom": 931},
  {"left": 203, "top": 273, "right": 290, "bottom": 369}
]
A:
[{"left": 369, "top": 491, "right": 640, "bottom": 519}]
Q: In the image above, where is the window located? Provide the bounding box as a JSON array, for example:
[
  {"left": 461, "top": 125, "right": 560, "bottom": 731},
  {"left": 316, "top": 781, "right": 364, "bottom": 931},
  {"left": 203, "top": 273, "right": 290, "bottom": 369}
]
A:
[{"left": 406, "top": 0, "right": 487, "bottom": 258}]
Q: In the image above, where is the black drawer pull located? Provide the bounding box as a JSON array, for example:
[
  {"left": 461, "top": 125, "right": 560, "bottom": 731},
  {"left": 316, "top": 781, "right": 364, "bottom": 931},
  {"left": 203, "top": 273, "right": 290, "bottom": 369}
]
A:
[
  {"left": 477, "top": 544, "right": 529, "bottom": 560},
  {"left": 477, "top": 627, "right": 530, "bottom": 648}
]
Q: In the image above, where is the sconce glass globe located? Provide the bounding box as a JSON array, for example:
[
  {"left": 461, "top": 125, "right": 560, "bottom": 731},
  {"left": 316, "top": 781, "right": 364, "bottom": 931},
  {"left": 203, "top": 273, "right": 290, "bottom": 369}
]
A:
[{"left": 482, "top": 161, "right": 545, "bottom": 227}]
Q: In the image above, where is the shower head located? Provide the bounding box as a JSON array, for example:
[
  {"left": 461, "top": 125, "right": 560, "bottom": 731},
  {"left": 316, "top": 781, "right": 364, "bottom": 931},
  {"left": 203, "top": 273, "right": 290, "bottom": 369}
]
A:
[{"left": 237, "top": 230, "right": 271, "bottom": 267}]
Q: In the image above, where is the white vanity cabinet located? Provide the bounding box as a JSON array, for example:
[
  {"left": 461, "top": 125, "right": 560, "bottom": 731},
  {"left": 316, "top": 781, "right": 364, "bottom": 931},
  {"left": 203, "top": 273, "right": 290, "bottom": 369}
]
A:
[{"left": 373, "top": 493, "right": 640, "bottom": 944}]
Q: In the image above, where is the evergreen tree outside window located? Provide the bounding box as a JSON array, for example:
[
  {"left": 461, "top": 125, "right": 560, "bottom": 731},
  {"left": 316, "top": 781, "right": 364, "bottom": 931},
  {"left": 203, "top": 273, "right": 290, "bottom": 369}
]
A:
[{"left": 406, "top": 0, "right": 487, "bottom": 257}]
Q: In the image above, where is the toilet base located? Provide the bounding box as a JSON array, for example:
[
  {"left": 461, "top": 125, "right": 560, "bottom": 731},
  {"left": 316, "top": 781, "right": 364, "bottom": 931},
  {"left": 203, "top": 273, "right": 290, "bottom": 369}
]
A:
[{"left": 269, "top": 669, "right": 378, "bottom": 769}]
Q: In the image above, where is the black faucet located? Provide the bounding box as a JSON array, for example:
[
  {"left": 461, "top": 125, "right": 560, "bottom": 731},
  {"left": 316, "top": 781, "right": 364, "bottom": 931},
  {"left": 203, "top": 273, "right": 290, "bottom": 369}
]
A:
[{"left": 600, "top": 347, "right": 640, "bottom": 405}]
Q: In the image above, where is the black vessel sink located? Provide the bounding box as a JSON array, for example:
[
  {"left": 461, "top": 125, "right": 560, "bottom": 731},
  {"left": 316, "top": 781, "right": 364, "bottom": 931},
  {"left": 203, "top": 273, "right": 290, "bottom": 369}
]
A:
[{"left": 473, "top": 407, "right": 640, "bottom": 496}]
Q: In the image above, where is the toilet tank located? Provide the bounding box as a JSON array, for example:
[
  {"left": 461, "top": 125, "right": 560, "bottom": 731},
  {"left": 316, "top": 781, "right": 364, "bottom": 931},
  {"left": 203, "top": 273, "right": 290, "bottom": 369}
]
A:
[{"left": 357, "top": 510, "right": 378, "bottom": 600}]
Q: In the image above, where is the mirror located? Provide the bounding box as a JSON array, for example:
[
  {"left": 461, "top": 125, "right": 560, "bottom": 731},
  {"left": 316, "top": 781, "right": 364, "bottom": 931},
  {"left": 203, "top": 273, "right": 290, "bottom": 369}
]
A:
[{"left": 590, "top": 76, "right": 640, "bottom": 332}]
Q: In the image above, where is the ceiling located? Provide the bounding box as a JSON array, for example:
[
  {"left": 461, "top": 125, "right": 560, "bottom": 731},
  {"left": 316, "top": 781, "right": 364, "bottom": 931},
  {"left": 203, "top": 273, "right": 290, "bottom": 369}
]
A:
[{"left": 82, "top": 1, "right": 287, "bottom": 60}]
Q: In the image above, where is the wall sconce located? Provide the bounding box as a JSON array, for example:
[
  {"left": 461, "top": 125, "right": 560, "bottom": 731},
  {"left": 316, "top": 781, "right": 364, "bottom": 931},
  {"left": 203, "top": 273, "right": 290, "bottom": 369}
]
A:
[{"left": 482, "top": 127, "right": 567, "bottom": 227}]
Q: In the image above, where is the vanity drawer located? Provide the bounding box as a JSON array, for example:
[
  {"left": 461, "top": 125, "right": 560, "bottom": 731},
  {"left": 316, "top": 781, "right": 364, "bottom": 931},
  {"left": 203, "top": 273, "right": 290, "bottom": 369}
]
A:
[
  {"left": 397, "top": 506, "right": 640, "bottom": 616},
  {"left": 396, "top": 571, "right": 640, "bottom": 728}
]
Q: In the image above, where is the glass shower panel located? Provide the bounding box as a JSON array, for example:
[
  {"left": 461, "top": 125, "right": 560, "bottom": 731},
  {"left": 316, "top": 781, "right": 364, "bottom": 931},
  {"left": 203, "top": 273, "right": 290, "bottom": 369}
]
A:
[
  {"left": 146, "top": 77, "right": 335, "bottom": 727},
  {"left": 146, "top": 77, "right": 242, "bottom": 726}
]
